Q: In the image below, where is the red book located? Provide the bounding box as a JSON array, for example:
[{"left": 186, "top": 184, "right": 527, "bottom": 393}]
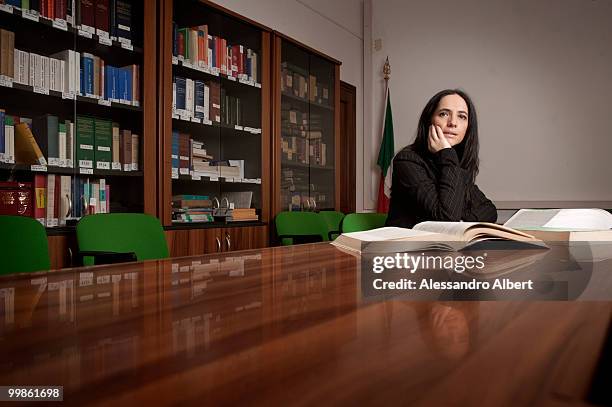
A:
[
  {"left": 231, "top": 45, "right": 242, "bottom": 75},
  {"left": 40, "top": 0, "right": 47, "bottom": 17},
  {"left": 214, "top": 36, "right": 220, "bottom": 69},
  {"left": 33, "top": 174, "right": 46, "bottom": 221},
  {"left": 95, "top": 0, "right": 109, "bottom": 32},
  {"left": 0, "top": 182, "right": 33, "bottom": 217},
  {"left": 54, "top": 174, "right": 60, "bottom": 223},
  {"left": 177, "top": 32, "right": 185, "bottom": 58},
  {"left": 80, "top": 0, "right": 95, "bottom": 28},
  {"left": 48, "top": 0, "right": 55, "bottom": 20},
  {"left": 55, "top": 0, "right": 66, "bottom": 20}
]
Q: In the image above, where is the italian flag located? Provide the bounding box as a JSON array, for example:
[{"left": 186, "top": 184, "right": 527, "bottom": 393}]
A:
[{"left": 376, "top": 87, "right": 395, "bottom": 213}]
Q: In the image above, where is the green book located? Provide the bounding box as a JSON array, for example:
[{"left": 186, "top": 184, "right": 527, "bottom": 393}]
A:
[
  {"left": 76, "top": 115, "right": 95, "bottom": 168},
  {"left": 94, "top": 118, "right": 112, "bottom": 169},
  {"left": 178, "top": 28, "right": 189, "bottom": 60},
  {"left": 22, "top": 0, "right": 30, "bottom": 10}
]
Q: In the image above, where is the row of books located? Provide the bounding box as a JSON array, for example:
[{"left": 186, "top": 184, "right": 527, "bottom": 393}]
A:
[
  {"left": 172, "top": 194, "right": 213, "bottom": 223},
  {"left": 171, "top": 131, "right": 244, "bottom": 179},
  {"left": 172, "top": 76, "right": 244, "bottom": 126},
  {"left": 0, "top": 0, "right": 133, "bottom": 42},
  {"left": 172, "top": 23, "right": 259, "bottom": 83},
  {"left": 0, "top": 176, "right": 110, "bottom": 227},
  {"left": 281, "top": 62, "right": 330, "bottom": 106},
  {"left": 281, "top": 109, "right": 327, "bottom": 140},
  {"left": 282, "top": 136, "right": 327, "bottom": 166},
  {"left": 0, "top": 29, "right": 140, "bottom": 104},
  {"left": 0, "top": 111, "right": 139, "bottom": 171}
]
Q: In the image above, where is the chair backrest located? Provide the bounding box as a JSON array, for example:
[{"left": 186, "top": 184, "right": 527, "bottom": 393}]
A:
[
  {"left": 77, "top": 213, "right": 169, "bottom": 265},
  {"left": 319, "top": 210, "right": 345, "bottom": 240},
  {"left": 0, "top": 215, "right": 50, "bottom": 274},
  {"left": 341, "top": 213, "right": 388, "bottom": 233},
  {"left": 275, "top": 211, "right": 329, "bottom": 245}
]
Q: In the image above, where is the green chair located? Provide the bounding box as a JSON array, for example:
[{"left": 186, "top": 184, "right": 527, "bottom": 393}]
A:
[
  {"left": 76, "top": 213, "right": 169, "bottom": 266},
  {"left": 275, "top": 211, "right": 329, "bottom": 245},
  {"left": 319, "top": 210, "right": 345, "bottom": 240},
  {"left": 341, "top": 213, "right": 388, "bottom": 233},
  {"left": 0, "top": 215, "right": 51, "bottom": 274}
]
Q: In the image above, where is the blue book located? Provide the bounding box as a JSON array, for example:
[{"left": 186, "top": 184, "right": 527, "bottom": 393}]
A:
[
  {"left": 83, "top": 56, "right": 94, "bottom": 95},
  {"left": 124, "top": 67, "right": 132, "bottom": 102},
  {"left": 105, "top": 66, "right": 112, "bottom": 100},
  {"left": 194, "top": 80, "right": 204, "bottom": 119},
  {"left": 110, "top": 66, "right": 117, "bottom": 100},
  {"left": 117, "top": 68, "right": 124, "bottom": 101},
  {"left": 175, "top": 77, "right": 186, "bottom": 110},
  {"left": 5, "top": 0, "right": 21, "bottom": 6},
  {"left": 172, "top": 131, "right": 179, "bottom": 169},
  {"left": 246, "top": 56, "right": 252, "bottom": 79},
  {"left": 172, "top": 22, "right": 178, "bottom": 57},
  {"left": 211, "top": 39, "right": 216, "bottom": 69},
  {"left": 80, "top": 64, "right": 85, "bottom": 96},
  {"left": 0, "top": 110, "right": 5, "bottom": 156},
  {"left": 116, "top": 0, "right": 132, "bottom": 40}
]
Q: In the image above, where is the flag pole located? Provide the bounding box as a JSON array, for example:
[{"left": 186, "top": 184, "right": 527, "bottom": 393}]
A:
[{"left": 376, "top": 57, "right": 394, "bottom": 213}]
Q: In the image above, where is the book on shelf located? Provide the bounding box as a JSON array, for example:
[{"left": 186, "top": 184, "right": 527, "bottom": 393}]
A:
[
  {"left": 0, "top": 181, "right": 32, "bottom": 216},
  {"left": 14, "top": 122, "right": 47, "bottom": 165},
  {"left": 172, "top": 194, "right": 213, "bottom": 223},
  {"left": 281, "top": 62, "right": 330, "bottom": 105},
  {"left": 0, "top": 29, "right": 15, "bottom": 80},
  {"left": 1, "top": 111, "right": 137, "bottom": 170},
  {"left": 331, "top": 222, "right": 547, "bottom": 255},
  {"left": 26, "top": 173, "right": 110, "bottom": 227},
  {"left": 172, "top": 22, "right": 259, "bottom": 83},
  {"left": 2, "top": 29, "right": 140, "bottom": 104}
]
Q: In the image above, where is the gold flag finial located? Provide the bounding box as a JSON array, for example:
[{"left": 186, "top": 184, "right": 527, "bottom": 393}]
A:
[{"left": 383, "top": 56, "right": 391, "bottom": 81}]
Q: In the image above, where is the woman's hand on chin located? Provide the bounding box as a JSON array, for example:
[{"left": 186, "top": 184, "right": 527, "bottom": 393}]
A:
[{"left": 428, "top": 125, "right": 451, "bottom": 153}]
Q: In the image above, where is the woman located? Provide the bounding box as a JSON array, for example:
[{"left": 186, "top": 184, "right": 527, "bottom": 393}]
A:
[{"left": 386, "top": 89, "right": 497, "bottom": 228}]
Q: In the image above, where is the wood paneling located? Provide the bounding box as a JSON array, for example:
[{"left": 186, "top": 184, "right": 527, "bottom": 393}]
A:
[
  {"left": 47, "top": 235, "right": 77, "bottom": 269},
  {"left": 166, "top": 225, "right": 268, "bottom": 257},
  {"left": 340, "top": 81, "right": 357, "bottom": 213}
]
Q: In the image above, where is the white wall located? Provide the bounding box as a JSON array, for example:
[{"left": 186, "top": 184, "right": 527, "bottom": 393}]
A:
[
  {"left": 211, "top": 0, "right": 367, "bottom": 210},
  {"left": 366, "top": 0, "right": 612, "bottom": 210}
]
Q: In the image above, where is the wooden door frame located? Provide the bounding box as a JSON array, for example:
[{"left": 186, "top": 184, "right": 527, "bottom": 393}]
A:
[{"left": 339, "top": 81, "right": 357, "bottom": 214}]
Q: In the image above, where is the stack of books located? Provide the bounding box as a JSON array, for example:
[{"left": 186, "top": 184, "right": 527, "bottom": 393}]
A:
[
  {"left": 228, "top": 208, "right": 258, "bottom": 222},
  {"left": 172, "top": 194, "right": 213, "bottom": 223}
]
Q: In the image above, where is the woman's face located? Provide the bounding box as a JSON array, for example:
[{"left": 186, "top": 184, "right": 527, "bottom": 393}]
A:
[{"left": 431, "top": 94, "right": 469, "bottom": 147}]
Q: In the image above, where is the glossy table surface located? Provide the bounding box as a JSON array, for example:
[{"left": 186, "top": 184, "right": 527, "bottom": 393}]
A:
[{"left": 0, "top": 243, "right": 610, "bottom": 406}]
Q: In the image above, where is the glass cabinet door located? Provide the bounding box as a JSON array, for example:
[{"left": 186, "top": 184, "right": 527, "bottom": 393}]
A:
[
  {"left": 170, "top": 0, "right": 263, "bottom": 225},
  {"left": 279, "top": 39, "right": 335, "bottom": 212}
]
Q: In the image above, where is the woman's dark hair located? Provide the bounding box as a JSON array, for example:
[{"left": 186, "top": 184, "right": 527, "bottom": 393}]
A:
[{"left": 410, "top": 89, "right": 480, "bottom": 184}]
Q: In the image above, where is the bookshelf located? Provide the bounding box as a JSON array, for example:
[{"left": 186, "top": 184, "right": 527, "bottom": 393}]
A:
[
  {"left": 160, "top": 0, "right": 270, "bottom": 253},
  {"left": 0, "top": 0, "right": 157, "bottom": 268},
  {"left": 272, "top": 33, "right": 341, "bottom": 215}
]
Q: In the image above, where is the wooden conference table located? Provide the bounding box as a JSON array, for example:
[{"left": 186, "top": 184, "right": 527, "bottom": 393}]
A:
[{"left": 0, "top": 242, "right": 610, "bottom": 406}]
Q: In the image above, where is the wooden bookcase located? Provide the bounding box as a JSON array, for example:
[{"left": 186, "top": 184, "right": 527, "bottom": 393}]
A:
[
  {"left": 271, "top": 32, "right": 341, "bottom": 217},
  {"left": 159, "top": 0, "right": 270, "bottom": 255},
  {"left": 0, "top": 1, "right": 157, "bottom": 268}
]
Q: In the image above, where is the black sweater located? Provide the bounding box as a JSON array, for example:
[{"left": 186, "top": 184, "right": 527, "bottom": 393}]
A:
[{"left": 385, "top": 146, "right": 497, "bottom": 228}]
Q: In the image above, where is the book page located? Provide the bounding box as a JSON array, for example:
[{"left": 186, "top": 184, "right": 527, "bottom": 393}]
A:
[
  {"left": 544, "top": 209, "right": 612, "bottom": 230},
  {"left": 505, "top": 208, "right": 612, "bottom": 230},
  {"left": 413, "top": 221, "right": 478, "bottom": 238},
  {"left": 341, "top": 227, "right": 437, "bottom": 242},
  {"left": 504, "top": 209, "right": 560, "bottom": 229}
]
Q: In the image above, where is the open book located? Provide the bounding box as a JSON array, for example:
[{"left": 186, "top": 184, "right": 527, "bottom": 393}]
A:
[
  {"left": 331, "top": 221, "right": 546, "bottom": 254},
  {"left": 504, "top": 208, "right": 612, "bottom": 231}
]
